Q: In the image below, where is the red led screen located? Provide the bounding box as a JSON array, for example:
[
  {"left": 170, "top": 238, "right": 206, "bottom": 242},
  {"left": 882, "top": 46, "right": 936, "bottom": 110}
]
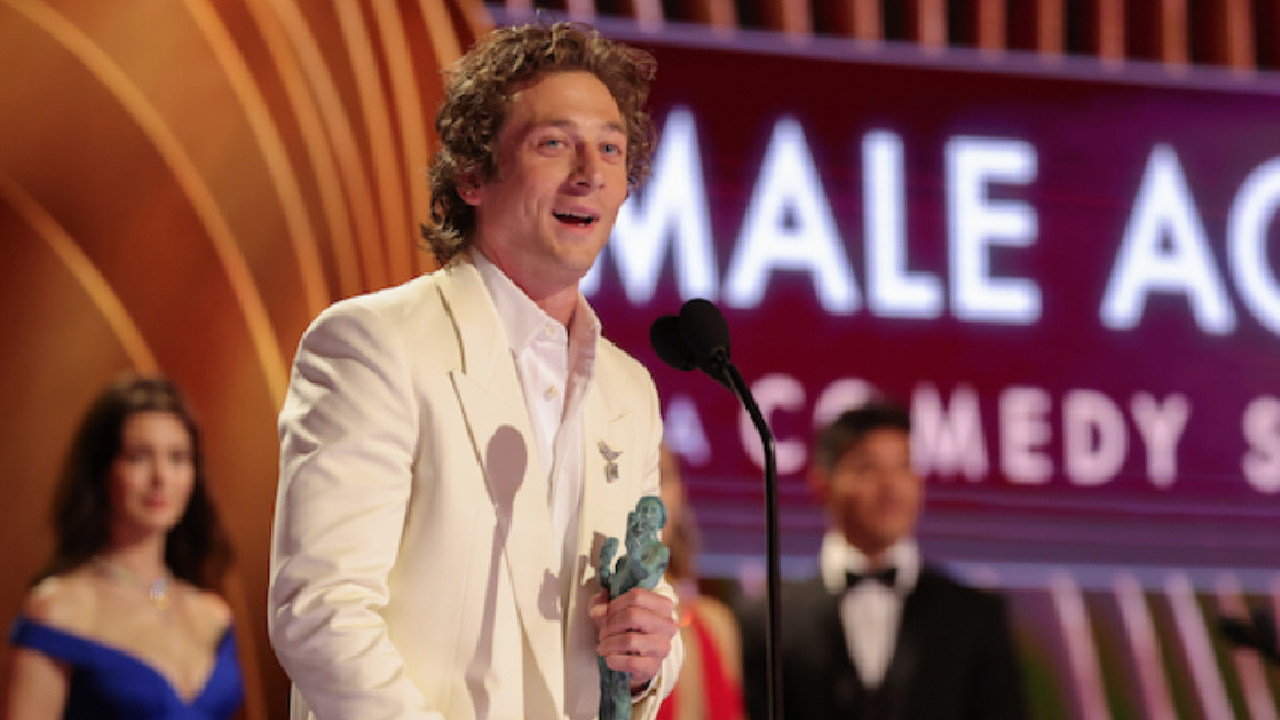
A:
[{"left": 580, "top": 27, "right": 1280, "bottom": 579}]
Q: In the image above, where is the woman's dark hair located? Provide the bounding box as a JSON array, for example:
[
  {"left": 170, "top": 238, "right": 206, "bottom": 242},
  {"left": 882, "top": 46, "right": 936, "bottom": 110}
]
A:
[
  {"left": 422, "top": 21, "right": 657, "bottom": 265},
  {"left": 35, "top": 374, "right": 232, "bottom": 589}
]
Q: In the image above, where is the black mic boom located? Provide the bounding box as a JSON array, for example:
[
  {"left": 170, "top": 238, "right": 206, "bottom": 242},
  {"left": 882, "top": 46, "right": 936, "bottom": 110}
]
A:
[{"left": 648, "top": 298, "right": 785, "bottom": 720}]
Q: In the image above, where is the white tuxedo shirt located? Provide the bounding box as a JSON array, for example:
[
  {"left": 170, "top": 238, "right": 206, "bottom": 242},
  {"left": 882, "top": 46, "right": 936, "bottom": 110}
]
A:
[
  {"left": 268, "top": 255, "right": 683, "bottom": 720},
  {"left": 819, "top": 532, "right": 920, "bottom": 688}
]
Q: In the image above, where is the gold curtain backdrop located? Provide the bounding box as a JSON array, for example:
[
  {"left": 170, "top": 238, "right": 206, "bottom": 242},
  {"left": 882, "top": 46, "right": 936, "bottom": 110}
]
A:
[{"left": 0, "top": 1, "right": 488, "bottom": 716}]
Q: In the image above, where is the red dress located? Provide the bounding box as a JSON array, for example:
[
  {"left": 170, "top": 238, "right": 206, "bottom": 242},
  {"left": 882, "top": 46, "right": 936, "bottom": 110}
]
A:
[{"left": 658, "top": 602, "right": 745, "bottom": 720}]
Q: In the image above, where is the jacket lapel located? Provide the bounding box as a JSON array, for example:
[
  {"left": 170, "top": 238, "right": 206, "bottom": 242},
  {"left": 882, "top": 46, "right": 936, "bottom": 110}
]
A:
[
  {"left": 438, "top": 261, "right": 566, "bottom": 714},
  {"left": 563, "top": 368, "right": 633, "bottom": 717},
  {"left": 578, "top": 381, "right": 633, "bottom": 528}
]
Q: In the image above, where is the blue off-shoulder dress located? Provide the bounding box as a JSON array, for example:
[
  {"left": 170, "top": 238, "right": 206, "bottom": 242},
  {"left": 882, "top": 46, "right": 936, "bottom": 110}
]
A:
[{"left": 10, "top": 616, "right": 244, "bottom": 720}]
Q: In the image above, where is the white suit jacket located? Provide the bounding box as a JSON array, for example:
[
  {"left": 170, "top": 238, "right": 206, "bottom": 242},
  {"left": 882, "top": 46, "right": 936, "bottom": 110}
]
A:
[{"left": 268, "top": 257, "right": 683, "bottom": 720}]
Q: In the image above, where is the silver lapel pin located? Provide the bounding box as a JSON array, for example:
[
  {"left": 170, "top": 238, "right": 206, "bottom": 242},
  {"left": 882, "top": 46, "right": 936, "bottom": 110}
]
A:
[{"left": 597, "top": 441, "right": 622, "bottom": 482}]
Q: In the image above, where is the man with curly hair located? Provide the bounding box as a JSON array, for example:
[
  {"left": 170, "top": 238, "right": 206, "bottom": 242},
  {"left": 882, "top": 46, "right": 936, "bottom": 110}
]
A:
[{"left": 269, "top": 21, "right": 682, "bottom": 720}]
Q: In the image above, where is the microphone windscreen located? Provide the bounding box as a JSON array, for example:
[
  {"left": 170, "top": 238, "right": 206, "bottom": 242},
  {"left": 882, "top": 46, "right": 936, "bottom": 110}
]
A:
[
  {"left": 649, "top": 315, "right": 697, "bottom": 371},
  {"left": 678, "top": 298, "right": 731, "bottom": 362}
]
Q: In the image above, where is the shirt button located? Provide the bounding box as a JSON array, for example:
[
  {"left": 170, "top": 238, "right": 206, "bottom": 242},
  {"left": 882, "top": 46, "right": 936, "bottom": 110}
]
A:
[
  {"left": 544, "top": 386, "right": 558, "bottom": 400},
  {"left": 543, "top": 324, "right": 557, "bottom": 338}
]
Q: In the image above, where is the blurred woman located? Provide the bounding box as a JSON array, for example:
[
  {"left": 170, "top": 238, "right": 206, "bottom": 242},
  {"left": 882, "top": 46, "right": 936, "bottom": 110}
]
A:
[
  {"left": 6, "top": 375, "right": 243, "bottom": 720},
  {"left": 658, "top": 446, "right": 745, "bottom": 720}
]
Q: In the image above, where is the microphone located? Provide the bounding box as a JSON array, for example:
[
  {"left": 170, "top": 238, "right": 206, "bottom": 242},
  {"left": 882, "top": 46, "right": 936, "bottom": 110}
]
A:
[
  {"left": 650, "top": 311, "right": 733, "bottom": 391},
  {"left": 677, "top": 298, "right": 732, "bottom": 369},
  {"left": 648, "top": 299, "right": 785, "bottom": 720},
  {"left": 649, "top": 315, "right": 697, "bottom": 371}
]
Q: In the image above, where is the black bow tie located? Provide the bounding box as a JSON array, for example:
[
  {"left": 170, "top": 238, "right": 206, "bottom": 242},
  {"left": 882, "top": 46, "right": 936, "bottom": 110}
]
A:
[{"left": 846, "top": 567, "right": 897, "bottom": 590}]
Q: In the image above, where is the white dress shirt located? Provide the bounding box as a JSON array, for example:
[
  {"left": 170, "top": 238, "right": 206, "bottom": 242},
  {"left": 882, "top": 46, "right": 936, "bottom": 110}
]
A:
[
  {"left": 472, "top": 248, "right": 600, "bottom": 606},
  {"left": 819, "top": 530, "right": 921, "bottom": 688}
]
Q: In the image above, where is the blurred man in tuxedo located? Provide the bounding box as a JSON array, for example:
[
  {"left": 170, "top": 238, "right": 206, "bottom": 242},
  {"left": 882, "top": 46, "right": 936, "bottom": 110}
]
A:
[
  {"left": 267, "top": 21, "right": 681, "bottom": 720},
  {"left": 740, "top": 401, "right": 1027, "bottom": 720}
]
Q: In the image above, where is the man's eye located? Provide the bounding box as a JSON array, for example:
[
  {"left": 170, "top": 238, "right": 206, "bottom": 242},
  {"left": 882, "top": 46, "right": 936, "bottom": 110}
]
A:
[{"left": 602, "top": 142, "right": 622, "bottom": 156}]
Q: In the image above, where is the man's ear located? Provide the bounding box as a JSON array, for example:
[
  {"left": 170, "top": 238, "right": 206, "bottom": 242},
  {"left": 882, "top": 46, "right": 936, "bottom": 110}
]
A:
[{"left": 806, "top": 466, "right": 830, "bottom": 506}]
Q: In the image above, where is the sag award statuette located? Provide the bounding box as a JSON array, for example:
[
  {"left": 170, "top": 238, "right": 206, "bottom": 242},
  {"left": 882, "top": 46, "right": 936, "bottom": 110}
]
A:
[{"left": 596, "top": 496, "right": 670, "bottom": 720}]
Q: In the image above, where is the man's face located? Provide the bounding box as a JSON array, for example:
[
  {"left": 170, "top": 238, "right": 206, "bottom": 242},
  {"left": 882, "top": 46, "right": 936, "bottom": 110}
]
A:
[
  {"left": 810, "top": 428, "right": 922, "bottom": 558},
  {"left": 467, "top": 70, "right": 629, "bottom": 299}
]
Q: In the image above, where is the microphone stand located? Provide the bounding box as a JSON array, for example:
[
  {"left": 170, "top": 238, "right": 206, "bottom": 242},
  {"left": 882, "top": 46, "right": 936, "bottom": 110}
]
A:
[{"left": 709, "top": 351, "right": 784, "bottom": 720}]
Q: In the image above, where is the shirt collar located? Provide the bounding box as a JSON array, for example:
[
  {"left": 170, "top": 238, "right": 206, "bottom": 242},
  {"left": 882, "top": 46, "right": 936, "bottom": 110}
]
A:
[
  {"left": 567, "top": 296, "right": 602, "bottom": 378},
  {"left": 819, "top": 530, "right": 920, "bottom": 595},
  {"left": 470, "top": 246, "right": 602, "bottom": 366}
]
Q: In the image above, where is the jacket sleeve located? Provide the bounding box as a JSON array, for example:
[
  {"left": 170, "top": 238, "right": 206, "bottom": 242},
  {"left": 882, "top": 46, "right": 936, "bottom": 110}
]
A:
[
  {"left": 968, "top": 592, "right": 1030, "bottom": 720},
  {"left": 268, "top": 300, "right": 444, "bottom": 720}
]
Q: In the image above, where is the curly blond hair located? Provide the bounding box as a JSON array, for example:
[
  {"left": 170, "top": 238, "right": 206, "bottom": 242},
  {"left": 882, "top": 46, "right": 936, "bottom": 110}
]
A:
[{"left": 421, "top": 21, "right": 657, "bottom": 265}]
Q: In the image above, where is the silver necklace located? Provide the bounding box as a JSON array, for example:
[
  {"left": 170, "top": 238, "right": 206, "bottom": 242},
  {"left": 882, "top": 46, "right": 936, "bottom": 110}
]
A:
[{"left": 94, "top": 558, "right": 172, "bottom": 612}]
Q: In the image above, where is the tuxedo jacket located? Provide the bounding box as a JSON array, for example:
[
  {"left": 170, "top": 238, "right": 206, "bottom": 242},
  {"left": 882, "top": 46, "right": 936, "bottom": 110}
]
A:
[
  {"left": 268, "top": 257, "right": 683, "bottom": 720},
  {"left": 739, "top": 567, "right": 1027, "bottom": 720}
]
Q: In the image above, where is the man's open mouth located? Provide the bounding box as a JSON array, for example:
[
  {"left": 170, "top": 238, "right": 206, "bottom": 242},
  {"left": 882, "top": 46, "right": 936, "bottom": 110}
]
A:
[{"left": 553, "top": 211, "right": 597, "bottom": 227}]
